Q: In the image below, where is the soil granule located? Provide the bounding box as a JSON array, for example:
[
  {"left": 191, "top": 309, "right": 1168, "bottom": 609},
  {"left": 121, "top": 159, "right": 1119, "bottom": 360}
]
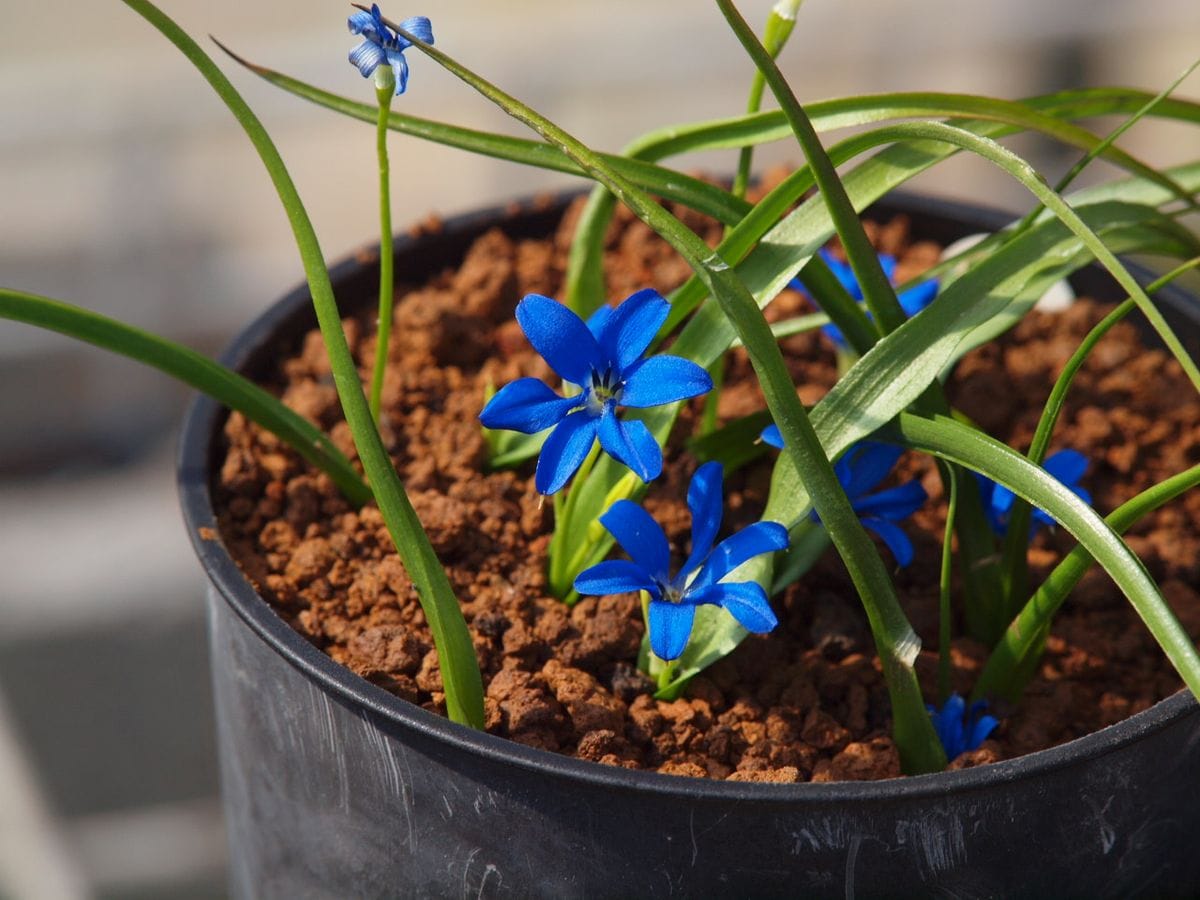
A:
[{"left": 214, "top": 175, "right": 1200, "bottom": 783}]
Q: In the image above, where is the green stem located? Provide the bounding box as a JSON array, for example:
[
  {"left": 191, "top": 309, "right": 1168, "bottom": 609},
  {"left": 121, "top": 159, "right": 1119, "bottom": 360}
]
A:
[
  {"left": 793, "top": 252, "right": 880, "bottom": 355},
  {"left": 656, "top": 658, "right": 680, "bottom": 693},
  {"left": 731, "top": 0, "right": 801, "bottom": 201},
  {"left": 716, "top": 0, "right": 905, "bottom": 336},
  {"left": 938, "top": 463, "right": 959, "bottom": 703},
  {"left": 699, "top": 356, "right": 726, "bottom": 436},
  {"left": 369, "top": 84, "right": 394, "bottom": 422},
  {"left": 126, "top": 0, "right": 483, "bottom": 729}
]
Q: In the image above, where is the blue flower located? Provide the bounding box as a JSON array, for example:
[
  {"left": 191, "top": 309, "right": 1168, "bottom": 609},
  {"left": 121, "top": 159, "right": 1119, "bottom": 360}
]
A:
[
  {"left": 978, "top": 449, "right": 1091, "bottom": 539},
  {"left": 574, "top": 462, "right": 788, "bottom": 661},
  {"left": 347, "top": 5, "right": 433, "bottom": 95},
  {"left": 927, "top": 693, "right": 999, "bottom": 759},
  {"left": 796, "top": 248, "right": 939, "bottom": 347},
  {"left": 480, "top": 290, "right": 712, "bottom": 495},
  {"left": 759, "top": 433, "right": 927, "bottom": 567}
]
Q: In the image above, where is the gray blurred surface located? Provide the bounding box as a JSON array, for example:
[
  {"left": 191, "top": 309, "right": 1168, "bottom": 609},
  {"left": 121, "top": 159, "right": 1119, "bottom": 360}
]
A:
[{"left": 1, "top": 0, "right": 1198, "bottom": 896}]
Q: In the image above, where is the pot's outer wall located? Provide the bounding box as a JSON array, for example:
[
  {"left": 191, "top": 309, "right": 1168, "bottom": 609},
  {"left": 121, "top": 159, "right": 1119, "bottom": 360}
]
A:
[
  {"left": 184, "top": 193, "right": 1200, "bottom": 899},
  {"left": 208, "top": 589, "right": 1200, "bottom": 899}
]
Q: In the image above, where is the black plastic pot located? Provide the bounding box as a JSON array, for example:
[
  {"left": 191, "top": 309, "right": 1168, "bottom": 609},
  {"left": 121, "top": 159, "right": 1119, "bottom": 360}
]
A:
[{"left": 179, "top": 193, "right": 1200, "bottom": 898}]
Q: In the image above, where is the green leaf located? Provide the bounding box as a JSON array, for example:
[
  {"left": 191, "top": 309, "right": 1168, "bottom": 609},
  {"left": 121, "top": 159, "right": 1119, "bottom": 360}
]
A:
[
  {"left": 215, "top": 41, "right": 748, "bottom": 228},
  {"left": 973, "top": 461, "right": 1200, "bottom": 703},
  {"left": 0, "top": 287, "right": 370, "bottom": 507},
  {"left": 686, "top": 410, "right": 773, "bottom": 470},
  {"left": 891, "top": 413, "right": 1200, "bottom": 702},
  {"left": 764, "top": 197, "right": 1198, "bottom": 529},
  {"left": 126, "top": 0, "right": 484, "bottom": 729},
  {"left": 394, "top": 5, "right": 945, "bottom": 772}
]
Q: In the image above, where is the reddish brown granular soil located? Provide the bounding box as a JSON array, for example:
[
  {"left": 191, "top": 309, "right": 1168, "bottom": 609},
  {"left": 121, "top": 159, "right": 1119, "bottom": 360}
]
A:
[{"left": 214, "top": 176, "right": 1200, "bottom": 783}]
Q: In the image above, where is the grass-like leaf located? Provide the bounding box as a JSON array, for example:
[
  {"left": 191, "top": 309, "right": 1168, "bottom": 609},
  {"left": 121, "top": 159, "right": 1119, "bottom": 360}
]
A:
[
  {"left": 0, "top": 287, "right": 370, "bottom": 507},
  {"left": 972, "top": 461, "right": 1200, "bottom": 703},
  {"left": 125, "top": 0, "right": 484, "bottom": 729},
  {"left": 386, "top": 5, "right": 946, "bottom": 773},
  {"left": 892, "top": 412, "right": 1200, "bottom": 702},
  {"left": 717, "top": 0, "right": 906, "bottom": 336},
  {"left": 215, "top": 42, "right": 748, "bottom": 228}
]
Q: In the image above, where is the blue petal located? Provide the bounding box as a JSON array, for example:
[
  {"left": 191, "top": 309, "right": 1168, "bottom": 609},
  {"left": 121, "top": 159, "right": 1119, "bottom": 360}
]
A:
[
  {"left": 839, "top": 442, "right": 904, "bottom": 499},
  {"left": 679, "top": 462, "right": 723, "bottom": 576},
  {"left": 1044, "top": 448, "right": 1088, "bottom": 488},
  {"left": 966, "top": 711, "right": 999, "bottom": 751},
  {"left": 535, "top": 411, "right": 598, "bottom": 495},
  {"left": 598, "top": 499, "right": 671, "bottom": 580},
  {"left": 929, "top": 693, "right": 967, "bottom": 758},
  {"left": 516, "top": 294, "right": 604, "bottom": 387},
  {"left": 585, "top": 304, "right": 613, "bottom": 338},
  {"left": 348, "top": 40, "right": 385, "bottom": 77},
  {"left": 348, "top": 10, "right": 380, "bottom": 36},
  {"left": 974, "top": 475, "right": 1008, "bottom": 535},
  {"left": 760, "top": 423, "right": 784, "bottom": 449},
  {"left": 852, "top": 481, "right": 927, "bottom": 522},
  {"left": 594, "top": 289, "right": 669, "bottom": 373},
  {"left": 574, "top": 560, "right": 660, "bottom": 598},
  {"left": 620, "top": 355, "right": 713, "bottom": 408},
  {"left": 479, "top": 378, "right": 576, "bottom": 433},
  {"left": 647, "top": 600, "right": 697, "bottom": 661},
  {"left": 899, "top": 278, "right": 938, "bottom": 317},
  {"left": 1031, "top": 483, "right": 1091, "bottom": 530},
  {"left": 388, "top": 51, "right": 410, "bottom": 95},
  {"left": 397, "top": 15, "right": 434, "bottom": 44},
  {"left": 989, "top": 481, "right": 1017, "bottom": 519},
  {"left": 597, "top": 409, "right": 662, "bottom": 483},
  {"left": 1031, "top": 505, "right": 1055, "bottom": 529},
  {"left": 687, "top": 580, "right": 778, "bottom": 634},
  {"left": 820, "top": 321, "right": 849, "bottom": 348},
  {"left": 819, "top": 248, "right": 862, "bottom": 299},
  {"left": 690, "top": 521, "right": 788, "bottom": 592},
  {"left": 861, "top": 517, "right": 916, "bottom": 568}
]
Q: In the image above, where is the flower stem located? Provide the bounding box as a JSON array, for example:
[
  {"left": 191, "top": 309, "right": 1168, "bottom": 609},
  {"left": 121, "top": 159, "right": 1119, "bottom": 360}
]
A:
[
  {"left": 937, "top": 462, "right": 959, "bottom": 704},
  {"left": 126, "top": 0, "right": 484, "bottom": 729},
  {"left": 369, "top": 83, "right": 394, "bottom": 422},
  {"left": 731, "top": 0, "right": 801, "bottom": 201}
]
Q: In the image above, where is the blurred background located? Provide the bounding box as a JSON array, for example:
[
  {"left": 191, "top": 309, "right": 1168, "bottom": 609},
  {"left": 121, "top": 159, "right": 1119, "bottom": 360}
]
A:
[{"left": 1, "top": 0, "right": 1198, "bottom": 896}]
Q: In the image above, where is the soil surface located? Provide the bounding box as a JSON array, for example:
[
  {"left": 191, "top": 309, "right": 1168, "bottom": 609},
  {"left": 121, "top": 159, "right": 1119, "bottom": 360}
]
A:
[{"left": 214, "top": 172, "right": 1200, "bottom": 782}]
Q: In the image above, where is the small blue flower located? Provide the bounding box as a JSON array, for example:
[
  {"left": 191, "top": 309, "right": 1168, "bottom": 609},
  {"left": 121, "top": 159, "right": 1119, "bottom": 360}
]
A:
[
  {"left": 927, "top": 693, "right": 999, "bottom": 759},
  {"left": 759, "top": 433, "right": 927, "bottom": 567},
  {"left": 480, "top": 290, "right": 712, "bottom": 495},
  {"left": 574, "top": 462, "right": 788, "bottom": 661},
  {"left": 978, "top": 448, "right": 1092, "bottom": 540},
  {"left": 347, "top": 5, "right": 433, "bottom": 95},
  {"left": 795, "top": 248, "right": 939, "bottom": 347}
]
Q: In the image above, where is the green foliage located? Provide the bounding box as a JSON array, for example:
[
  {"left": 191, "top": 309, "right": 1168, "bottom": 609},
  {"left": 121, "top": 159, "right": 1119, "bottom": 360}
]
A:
[{"left": 12, "top": 1, "right": 1199, "bottom": 774}]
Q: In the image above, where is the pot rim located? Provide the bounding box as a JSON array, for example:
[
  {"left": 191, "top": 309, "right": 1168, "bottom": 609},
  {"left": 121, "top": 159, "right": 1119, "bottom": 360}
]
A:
[{"left": 178, "top": 189, "right": 1198, "bottom": 803}]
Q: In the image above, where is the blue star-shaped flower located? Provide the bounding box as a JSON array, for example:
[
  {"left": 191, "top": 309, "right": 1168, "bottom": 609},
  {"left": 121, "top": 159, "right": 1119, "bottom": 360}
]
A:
[
  {"left": 927, "top": 693, "right": 999, "bottom": 759},
  {"left": 347, "top": 5, "right": 433, "bottom": 95},
  {"left": 978, "top": 448, "right": 1091, "bottom": 540},
  {"left": 760, "top": 432, "right": 927, "bottom": 567},
  {"left": 796, "top": 247, "right": 939, "bottom": 347},
  {"left": 480, "top": 290, "right": 712, "bottom": 495},
  {"left": 574, "top": 462, "right": 788, "bottom": 661}
]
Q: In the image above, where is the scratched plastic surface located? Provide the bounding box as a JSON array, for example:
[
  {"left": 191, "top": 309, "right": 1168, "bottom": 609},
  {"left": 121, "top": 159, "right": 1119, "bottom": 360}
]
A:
[{"left": 184, "top": 193, "right": 1200, "bottom": 899}]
